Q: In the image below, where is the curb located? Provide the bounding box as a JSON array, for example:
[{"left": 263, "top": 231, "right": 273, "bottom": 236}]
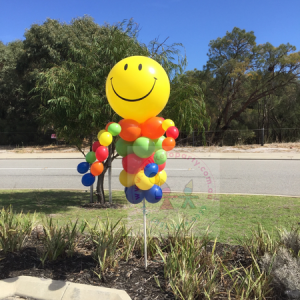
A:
[{"left": 0, "top": 276, "right": 131, "bottom": 300}]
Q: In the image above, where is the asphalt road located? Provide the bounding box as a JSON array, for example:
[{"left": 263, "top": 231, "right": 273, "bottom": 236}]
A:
[{"left": 0, "top": 158, "right": 299, "bottom": 196}]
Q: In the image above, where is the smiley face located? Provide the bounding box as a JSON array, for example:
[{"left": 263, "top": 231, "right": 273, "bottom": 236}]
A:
[{"left": 106, "top": 56, "right": 170, "bottom": 123}]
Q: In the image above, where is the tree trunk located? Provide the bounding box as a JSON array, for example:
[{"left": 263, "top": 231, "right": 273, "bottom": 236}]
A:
[{"left": 96, "top": 169, "right": 106, "bottom": 204}]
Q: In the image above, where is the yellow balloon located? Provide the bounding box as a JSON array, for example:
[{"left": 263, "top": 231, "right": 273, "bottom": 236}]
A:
[
  {"left": 162, "top": 119, "right": 175, "bottom": 131},
  {"left": 119, "top": 170, "right": 135, "bottom": 187},
  {"left": 150, "top": 170, "right": 167, "bottom": 186},
  {"left": 99, "top": 132, "right": 112, "bottom": 146},
  {"left": 97, "top": 129, "right": 106, "bottom": 140},
  {"left": 106, "top": 56, "right": 170, "bottom": 124},
  {"left": 134, "top": 170, "right": 154, "bottom": 190}
]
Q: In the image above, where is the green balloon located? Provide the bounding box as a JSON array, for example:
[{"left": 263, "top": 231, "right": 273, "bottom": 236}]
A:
[
  {"left": 154, "top": 149, "right": 167, "bottom": 165},
  {"left": 108, "top": 123, "right": 121, "bottom": 136},
  {"left": 153, "top": 136, "right": 166, "bottom": 151},
  {"left": 133, "top": 137, "right": 155, "bottom": 158},
  {"left": 115, "top": 138, "right": 133, "bottom": 157},
  {"left": 86, "top": 151, "right": 96, "bottom": 163}
]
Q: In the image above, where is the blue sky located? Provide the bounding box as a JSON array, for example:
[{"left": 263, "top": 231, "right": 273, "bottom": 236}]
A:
[{"left": 1, "top": 0, "right": 299, "bottom": 71}]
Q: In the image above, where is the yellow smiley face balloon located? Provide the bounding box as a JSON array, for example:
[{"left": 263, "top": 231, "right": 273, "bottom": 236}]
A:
[{"left": 106, "top": 56, "right": 170, "bottom": 124}]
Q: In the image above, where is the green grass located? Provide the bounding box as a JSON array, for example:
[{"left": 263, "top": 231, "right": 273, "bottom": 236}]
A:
[{"left": 0, "top": 189, "right": 299, "bottom": 244}]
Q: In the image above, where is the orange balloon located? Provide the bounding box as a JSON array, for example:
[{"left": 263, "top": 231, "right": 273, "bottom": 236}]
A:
[
  {"left": 90, "top": 161, "right": 104, "bottom": 176},
  {"left": 119, "top": 119, "right": 141, "bottom": 142},
  {"left": 105, "top": 122, "right": 114, "bottom": 131},
  {"left": 162, "top": 137, "right": 175, "bottom": 151},
  {"left": 141, "top": 117, "right": 165, "bottom": 139}
]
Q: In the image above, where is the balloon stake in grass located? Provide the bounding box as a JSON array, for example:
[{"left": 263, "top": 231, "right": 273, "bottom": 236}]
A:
[{"left": 76, "top": 56, "right": 180, "bottom": 270}]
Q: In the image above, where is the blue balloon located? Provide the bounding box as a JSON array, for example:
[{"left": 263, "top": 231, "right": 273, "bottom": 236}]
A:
[
  {"left": 125, "top": 185, "right": 145, "bottom": 204},
  {"left": 82, "top": 173, "right": 95, "bottom": 186},
  {"left": 144, "top": 163, "right": 158, "bottom": 178},
  {"left": 145, "top": 185, "right": 163, "bottom": 203},
  {"left": 77, "top": 162, "right": 90, "bottom": 174}
]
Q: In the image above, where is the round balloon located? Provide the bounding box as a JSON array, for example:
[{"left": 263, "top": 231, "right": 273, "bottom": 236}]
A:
[
  {"left": 99, "top": 132, "right": 113, "bottom": 146},
  {"left": 90, "top": 161, "right": 104, "bottom": 176},
  {"left": 106, "top": 56, "right": 170, "bottom": 123},
  {"left": 162, "top": 137, "right": 175, "bottom": 151},
  {"left": 145, "top": 185, "right": 163, "bottom": 203},
  {"left": 150, "top": 170, "right": 167, "bottom": 186},
  {"left": 166, "top": 126, "right": 179, "bottom": 139},
  {"left": 122, "top": 153, "right": 145, "bottom": 174},
  {"left": 119, "top": 119, "right": 141, "bottom": 142},
  {"left": 158, "top": 161, "right": 166, "bottom": 172},
  {"left": 141, "top": 117, "right": 165, "bottom": 139},
  {"left": 144, "top": 163, "right": 158, "bottom": 178},
  {"left": 134, "top": 170, "right": 154, "bottom": 190},
  {"left": 154, "top": 149, "right": 167, "bottom": 165},
  {"left": 92, "top": 141, "right": 101, "bottom": 152},
  {"left": 86, "top": 151, "right": 96, "bottom": 164},
  {"left": 105, "top": 122, "right": 114, "bottom": 131},
  {"left": 95, "top": 146, "right": 109, "bottom": 162},
  {"left": 153, "top": 136, "right": 166, "bottom": 151},
  {"left": 162, "top": 119, "right": 175, "bottom": 131},
  {"left": 115, "top": 138, "right": 133, "bottom": 157},
  {"left": 119, "top": 170, "right": 135, "bottom": 187},
  {"left": 133, "top": 137, "right": 155, "bottom": 158},
  {"left": 82, "top": 173, "right": 95, "bottom": 186},
  {"left": 125, "top": 185, "right": 145, "bottom": 204},
  {"left": 108, "top": 123, "right": 122, "bottom": 136},
  {"left": 97, "top": 129, "right": 106, "bottom": 140},
  {"left": 77, "top": 162, "right": 89, "bottom": 174}
]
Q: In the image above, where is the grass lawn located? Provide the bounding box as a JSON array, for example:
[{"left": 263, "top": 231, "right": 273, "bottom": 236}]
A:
[{"left": 0, "top": 189, "right": 299, "bottom": 244}]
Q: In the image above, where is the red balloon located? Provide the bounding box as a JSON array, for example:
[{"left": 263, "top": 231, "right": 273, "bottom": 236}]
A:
[
  {"left": 119, "top": 119, "right": 141, "bottom": 142},
  {"left": 92, "top": 141, "right": 101, "bottom": 152},
  {"left": 122, "top": 153, "right": 145, "bottom": 174},
  {"left": 158, "top": 161, "right": 166, "bottom": 172},
  {"left": 141, "top": 117, "right": 165, "bottom": 139},
  {"left": 140, "top": 153, "right": 154, "bottom": 170},
  {"left": 95, "top": 146, "right": 109, "bottom": 162},
  {"left": 166, "top": 126, "right": 179, "bottom": 139},
  {"left": 162, "top": 137, "right": 176, "bottom": 151}
]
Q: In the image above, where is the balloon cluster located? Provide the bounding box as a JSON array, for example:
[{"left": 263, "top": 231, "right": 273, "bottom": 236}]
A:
[
  {"left": 116, "top": 117, "right": 179, "bottom": 204},
  {"left": 77, "top": 117, "right": 179, "bottom": 205},
  {"left": 76, "top": 123, "right": 121, "bottom": 186}
]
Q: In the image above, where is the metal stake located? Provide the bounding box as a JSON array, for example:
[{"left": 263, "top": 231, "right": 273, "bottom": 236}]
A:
[{"left": 143, "top": 199, "right": 147, "bottom": 270}]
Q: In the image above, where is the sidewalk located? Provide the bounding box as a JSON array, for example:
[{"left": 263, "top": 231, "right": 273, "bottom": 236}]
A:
[{"left": 1, "top": 150, "right": 300, "bottom": 160}]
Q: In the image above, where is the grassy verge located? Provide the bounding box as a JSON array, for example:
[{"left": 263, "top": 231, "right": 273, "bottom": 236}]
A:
[{"left": 0, "top": 189, "right": 299, "bottom": 243}]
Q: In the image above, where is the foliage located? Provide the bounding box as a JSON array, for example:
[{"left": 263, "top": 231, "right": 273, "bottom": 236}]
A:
[
  {"left": 40, "top": 217, "right": 85, "bottom": 266},
  {"left": 199, "top": 27, "right": 300, "bottom": 144},
  {"left": 163, "top": 73, "right": 210, "bottom": 139},
  {"left": 0, "top": 205, "right": 36, "bottom": 253}
]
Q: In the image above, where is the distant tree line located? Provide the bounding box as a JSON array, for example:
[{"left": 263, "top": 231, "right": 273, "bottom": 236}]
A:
[{"left": 1, "top": 16, "right": 300, "bottom": 148}]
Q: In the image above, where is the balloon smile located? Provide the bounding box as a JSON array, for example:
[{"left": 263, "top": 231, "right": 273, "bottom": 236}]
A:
[{"left": 110, "top": 77, "right": 157, "bottom": 102}]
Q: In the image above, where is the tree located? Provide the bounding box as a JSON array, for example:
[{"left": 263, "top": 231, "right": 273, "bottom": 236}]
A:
[
  {"left": 32, "top": 17, "right": 186, "bottom": 203},
  {"left": 163, "top": 73, "right": 210, "bottom": 140},
  {"left": 202, "top": 27, "right": 300, "bottom": 144}
]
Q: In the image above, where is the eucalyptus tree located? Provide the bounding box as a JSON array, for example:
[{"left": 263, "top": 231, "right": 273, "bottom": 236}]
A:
[{"left": 202, "top": 27, "right": 300, "bottom": 144}]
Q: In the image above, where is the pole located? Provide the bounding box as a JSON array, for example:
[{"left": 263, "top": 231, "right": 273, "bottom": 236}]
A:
[
  {"left": 108, "top": 144, "right": 112, "bottom": 204},
  {"left": 261, "top": 127, "right": 264, "bottom": 146},
  {"left": 90, "top": 185, "right": 93, "bottom": 203},
  {"left": 90, "top": 145, "right": 93, "bottom": 203},
  {"left": 143, "top": 199, "right": 147, "bottom": 270},
  {"left": 192, "top": 131, "right": 195, "bottom": 146}
]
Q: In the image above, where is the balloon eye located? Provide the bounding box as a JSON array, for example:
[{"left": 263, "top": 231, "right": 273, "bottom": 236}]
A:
[
  {"left": 124, "top": 64, "right": 128, "bottom": 70},
  {"left": 138, "top": 64, "right": 142, "bottom": 71}
]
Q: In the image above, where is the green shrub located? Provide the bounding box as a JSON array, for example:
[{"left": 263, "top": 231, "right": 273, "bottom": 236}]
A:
[{"left": 0, "top": 206, "right": 36, "bottom": 253}]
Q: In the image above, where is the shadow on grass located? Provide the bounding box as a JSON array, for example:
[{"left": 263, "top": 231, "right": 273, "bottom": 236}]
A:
[{"left": 0, "top": 190, "right": 127, "bottom": 215}]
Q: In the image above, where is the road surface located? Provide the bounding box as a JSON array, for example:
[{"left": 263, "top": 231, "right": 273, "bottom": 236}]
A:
[{"left": 0, "top": 158, "right": 299, "bottom": 196}]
